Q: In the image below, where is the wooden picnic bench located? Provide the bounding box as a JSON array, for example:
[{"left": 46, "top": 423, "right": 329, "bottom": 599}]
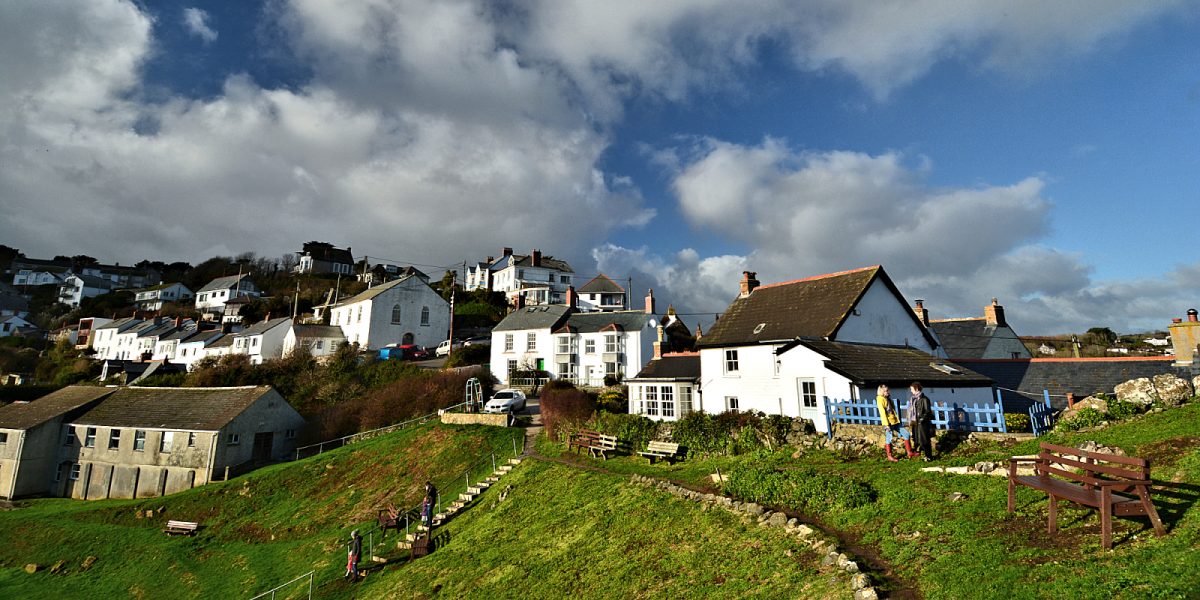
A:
[
  {"left": 1008, "top": 442, "right": 1165, "bottom": 550},
  {"left": 163, "top": 520, "right": 199, "bottom": 536},
  {"left": 638, "top": 441, "right": 685, "bottom": 464}
]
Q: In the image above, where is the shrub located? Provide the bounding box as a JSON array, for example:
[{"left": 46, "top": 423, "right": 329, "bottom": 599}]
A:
[
  {"left": 1003, "top": 413, "right": 1031, "bottom": 433},
  {"left": 445, "top": 344, "right": 490, "bottom": 367},
  {"left": 671, "top": 411, "right": 727, "bottom": 456},
  {"left": 1106, "top": 398, "right": 1141, "bottom": 421},
  {"left": 597, "top": 386, "right": 628, "bottom": 413},
  {"left": 723, "top": 454, "right": 874, "bottom": 513},
  {"left": 1057, "top": 407, "right": 1107, "bottom": 431},
  {"left": 589, "top": 412, "right": 659, "bottom": 450},
  {"left": 541, "top": 386, "right": 596, "bottom": 442}
]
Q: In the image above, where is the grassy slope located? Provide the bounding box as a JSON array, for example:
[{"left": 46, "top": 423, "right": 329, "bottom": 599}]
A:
[
  {"left": 357, "top": 460, "right": 844, "bottom": 599},
  {"left": 556, "top": 403, "right": 1200, "bottom": 599},
  {"left": 0, "top": 422, "right": 521, "bottom": 599}
]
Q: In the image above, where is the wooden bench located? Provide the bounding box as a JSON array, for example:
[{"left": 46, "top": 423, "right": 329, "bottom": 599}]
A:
[
  {"left": 567, "top": 429, "right": 602, "bottom": 454},
  {"left": 586, "top": 434, "right": 628, "bottom": 460},
  {"left": 638, "top": 441, "right": 684, "bottom": 464},
  {"left": 1008, "top": 442, "right": 1165, "bottom": 549},
  {"left": 163, "top": 520, "right": 199, "bottom": 536}
]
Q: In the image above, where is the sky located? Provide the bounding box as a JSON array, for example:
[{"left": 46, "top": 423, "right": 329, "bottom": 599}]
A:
[{"left": 1, "top": 1, "right": 1198, "bottom": 335}]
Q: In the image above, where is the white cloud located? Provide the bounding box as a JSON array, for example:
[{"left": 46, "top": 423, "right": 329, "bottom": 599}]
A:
[{"left": 183, "top": 7, "right": 218, "bottom": 43}]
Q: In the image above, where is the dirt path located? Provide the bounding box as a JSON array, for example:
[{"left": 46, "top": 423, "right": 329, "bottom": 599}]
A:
[{"left": 528, "top": 445, "right": 921, "bottom": 599}]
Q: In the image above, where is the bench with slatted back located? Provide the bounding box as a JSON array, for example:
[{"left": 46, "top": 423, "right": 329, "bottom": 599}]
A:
[
  {"left": 567, "top": 430, "right": 603, "bottom": 454},
  {"left": 163, "top": 520, "right": 199, "bottom": 536},
  {"left": 638, "top": 441, "right": 684, "bottom": 464},
  {"left": 1008, "top": 442, "right": 1165, "bottom": 550},
  {"left": 587, "top": 434, "right": 628, "bottom": 460}
]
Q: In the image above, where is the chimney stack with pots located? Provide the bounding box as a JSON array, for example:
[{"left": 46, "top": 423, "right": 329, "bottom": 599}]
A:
[
  {"left": 653, "top": 325, "right": 665, "bottom": 359},
  {"left": 913, "top": 299, "right": 930, "bottom": 327},
  {"left": 566, "top": 286, "right": 577, "bottom": 309},
  {"left": 644, "top": 288, "right": 656, "bottom": 315},
  {"left": 739, "top": 271, "right": 760, "bottom": 297},
  {"left": 1170, "top": 308, "right": 1200, "bottom": 365},
  {"left": 502, "top": 247, "right": 513, "bottom": 257},
  {"left": 984, "top": 298, "right": 1006, "bottom": 328},
  {"left": 531, "top": 249, "right": 542, "bottom": 267}
]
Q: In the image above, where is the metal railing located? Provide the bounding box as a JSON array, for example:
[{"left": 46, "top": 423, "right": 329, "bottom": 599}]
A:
[
  {"left": 249, "top": 570, "right": 314, "bottom": 600},
  {"left": 293, "top": 412, "right": 438, "bottom": 460}
]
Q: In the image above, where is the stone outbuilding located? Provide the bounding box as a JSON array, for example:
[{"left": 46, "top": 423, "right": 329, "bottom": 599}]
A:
[{"left": 0, "top": 387, "right": 114, "bottom": 500}]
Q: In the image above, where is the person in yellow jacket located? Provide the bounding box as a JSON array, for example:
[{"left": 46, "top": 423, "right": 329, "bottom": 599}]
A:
[{"left": 875, "top": 384, "right": 918, "bottom": 462}]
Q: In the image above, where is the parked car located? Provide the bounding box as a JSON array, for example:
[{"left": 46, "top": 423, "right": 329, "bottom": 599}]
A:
[
  {"left": 484, "top": 389, "right": 526, "bottom": 414},
  {"left": 462, "top": 336, "right": 491, "bottom": 347},
  {"left": 378, "top": 344, "right": 429, "bottom": 361},
  {"left": 435, "top": 339, "right": 465, "bottom": 357}
]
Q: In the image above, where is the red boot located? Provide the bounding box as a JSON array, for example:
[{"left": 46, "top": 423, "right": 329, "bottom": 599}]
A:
[
  {"left": 885, "top": 444, "right": 899, "bottom": 462},
  {"left": 904, "top": 439, "right": 919, "bottom": 458}
]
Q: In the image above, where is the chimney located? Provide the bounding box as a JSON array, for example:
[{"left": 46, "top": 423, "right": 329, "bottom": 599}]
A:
[
  {"left": 644, "top": 288, "right": 656, "bottom": 315},
  {"left": 502, "top": 247, "right": 513, "bottom": 257},
  {"left": 652, "top": 325, "right": 665, "bottom": 359},
  {"left": 1169, "top": 309, "right": 1200, "bottom": 365},
  {"left": 913, "top": 299, "right": 930, "bottom": 327},
  {"left": 486, "top": 256, "right": 494, "bottom": 264},
  {"left": 514, "top": 294, "right": 525, "bottom": 310},
  {"left": 695, "top": 324, "right": 703, "bottom": 339},
  {"left": 566, "top": 286, "right": 577, "bottom": 309},
  {"left": 983, "top": 297, "right": 1006, "bottom": 327},
  {"left": 531, "top": 249, "right": 542, "bottom": 267},
  {"left": 739, "top": 271, "right": 760, "bottom": 297}
]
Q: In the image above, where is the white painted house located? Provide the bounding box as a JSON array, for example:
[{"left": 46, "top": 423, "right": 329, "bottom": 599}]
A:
[
  {"left": 90, "top": 318, "right": 144, "bottom": 361},
  {"left": 695, "top": 267, "right": 993, "bottom": 431},
  {"left": 134, "top": 283, "right": 194, "bottom": 312},
  {"left": 57, "top": 274, "right": 113, "bottom": 308},
  {"left": 231, "top": 318, "right": 293, "bottom": 364},
  {"left": 195, "top": 274, "right": 260, "bottom": 314},
  {"left": 329, "top": 275, "right": 449, "bottom": 350},
  {"left": 282, "top": 324, "right": 346, "bottom": 359},
  {"left": 465, "top": 247, "right": 574, "bottom": 306},
  {"left": 174, "top": 331, "right": 226, "bottom": 370}
]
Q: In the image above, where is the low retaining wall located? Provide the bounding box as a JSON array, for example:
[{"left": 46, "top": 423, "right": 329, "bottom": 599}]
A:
[{"left": 440, "top": 413, "right": 510, "bottom": 427}]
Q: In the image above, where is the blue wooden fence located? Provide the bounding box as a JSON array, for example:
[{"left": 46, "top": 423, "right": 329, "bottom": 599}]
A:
[
  {"left": 1028, "top": 390, "right": 1058, "bottom": 436},
  {"left": 823, "top": 389, "right": 1007, "bottom": 438}
]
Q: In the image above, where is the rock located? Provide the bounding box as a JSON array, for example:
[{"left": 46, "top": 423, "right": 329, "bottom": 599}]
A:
[
  {"left": 949, "top": 492, "right": 968, "bottom": 502},
  {"left": 973, "top": 461, "right": 997, "bottom": 474},
  {"left": 796, "top": 524, "right": 815, "bottom": 538},
  {"left": 767, "top": 512, "right": 788, "bottom": 528},
  {"left": 820, "top": 552, "right": 838, "bottom": 567},
  {"left": 50, "top": 560, "right": 66, "bottom": 574},
  {"left": 1153, "top": 374, "right": 1192, "bottom": 406},
  {"left": 1077, "top": 440, "right": 1126, "bottom": 457},
  {"left": 855, "top": 587, "right": 879, "bottom": 600},
  {"left": 851, "top": 573, "right": 871, "bottom": 590},
  {"left": 24, "top": 564, "right": 38, "bottom": 574},
  {"left": 1193, "top": 376, "right": 1200, "bottom": 397},
  {"left": 843, "top": 560, "right": 860, "bottom": 573},
  {"left": 786, "top": 518, "right": 798, "bottom": 529},
  {"left": 1061, "top": 395, "right": 1110, "bottom": 422},
  {"left": 80, "top": 556, "right": 97, "bottom": 571},
  {"left": 784, "top": 549, "right": 793, "bottom": 558},
  {"left": 836, "top": 553, "right": 851, "bottom": 569},
  {"left": 1115, "top": 378, "right": 1158, "bottom": 406},
  {"left": 743, "top": 503, "right": 765, "bottom": 517}
]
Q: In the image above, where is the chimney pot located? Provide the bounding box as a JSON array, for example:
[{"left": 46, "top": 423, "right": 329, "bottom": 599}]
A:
[
  {"left": 566, "top": 286, "right": 577, "bottom": 309},
  {"left": 913, "top": 299, "right": 930, "bottom": 327},
  {"left": 644, "top": 288, "right": 656, "bottom": 315},
  {"left": 1189, "top": 308, "right": 1198, "bottom": 322},
  {"left": 1173, "top": 318, "right": 1183, "bottom": 323},
  {"left": 739, "top": 271, "right": 760, "bottom": 297}
]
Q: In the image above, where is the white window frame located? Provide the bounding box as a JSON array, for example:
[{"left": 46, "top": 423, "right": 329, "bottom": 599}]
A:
[
  {"left": 504, "top": 334, "right": 514, "bottom": 352},
  {"left": 134, "top": 430, "right": 146, "bottom": 452},
  {"left": 645, "top": 386, "right": 659, "bottom": 416},
  {"left": 69, "top": 463, "right": 81, "bottom": 481},
  {"left": 84, "top": 427, "right": 97, "bottom": 448},
  {"left": 160, "top": 431, "right": 174, "bottom": 453},
  {"left": 724, "top": 349, "right": 739, "bottom": 374},
  {"left": 187, "top": 432, "right": 197, "bottom": 447},
  {"left": 108, "top": 429, "right": 120, "bottom": 450},
  {"left": 680, "top": 386, "right": 693, "bottom": 416},
  {"left": 227, "top": 433, "right": 241, "bottom": 446},
  {"left": 584, "top": 339, "right": 595, "bottom": 354},
  {"left": 420, "top": 306, "right": 430, "bottom": 326},
  {"left": 526, "top": 332, "right": 537, "bottom": 351},
  {"left": 726, "top": 396, "right": 739, "bottom": 413},
  {"left": 799, "top": 378, "right": 818, "bottom": 409},
  {"left": 661, "top": 386, "right": 675, "bottom": 418}
]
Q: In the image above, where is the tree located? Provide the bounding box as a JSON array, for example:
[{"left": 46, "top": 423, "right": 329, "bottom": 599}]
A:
[{"left": 1085, "top": 327, "right": 1118, "bottom": 347}]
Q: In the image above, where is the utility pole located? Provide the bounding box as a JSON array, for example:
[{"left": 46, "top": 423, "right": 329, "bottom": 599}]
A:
[
  {"left": 447, "top": 267, "right": 457, "bottom": 344},
  {"left": 292, "top": 280, "right": 300, "bottom": 320}
]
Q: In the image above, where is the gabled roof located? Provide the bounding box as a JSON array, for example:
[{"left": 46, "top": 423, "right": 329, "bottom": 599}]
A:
[
  {"left": 509, "top": 254, "right": 574, "bottom": 273},
  {"left": 697, "top": 266, "right": 936, "bottom": 349},
  {"left": 492, "top": 305, "right": 573, "bottom": 332},
  {"left": 563, "top": 310, "right": 651, "bottom": 333},
  {"left": 0, "top": 386, "right": 117, "bottom": 430},
  {"left": 792, "top": 340, "right": 992, "bottom": 387},
  {"left": 178, "top": 330, "right": 224, "bottom": 346},
  {"left": 301, "top": 242, "right": 354, "bottom": 265},
  {"left": 292, "top": 324, "right": 345, "bottom": 339},
  {"left": 136, "top": 282, "right": 189, "bottom": 293},
  {"left": 206, "top": 334, "right": 235, "bottom": 349},
  {"left": 72, "top": 386, "right": 283, "bottom": 431},
  {"left": 630, "top": 353, "right": 701, "bottom": 381},
  {"left": 336, "top": 275, "right": 439, "bottom": 306},
  {"left": 578, "top": 273, "right": 625, "bottom": 294},
  {"left": 198, "top": 274, "right": 254, "bottom": 294},
  {"left": 236, "top": 317, "right": 292, "bottom": 337},
  {"left": 66, "top": 273, "right": 113, "bottom": 288},
  {"left": 928, "top": 318, "right": 1030, "bottom": 360},
  {"left": 95, "top": 317, "right": 141, "bottom": 331}
]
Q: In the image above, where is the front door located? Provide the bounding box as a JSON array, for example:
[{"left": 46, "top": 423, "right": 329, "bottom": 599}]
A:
[{"left": 252, "top": 432, "right": 274, "bottom": 463}]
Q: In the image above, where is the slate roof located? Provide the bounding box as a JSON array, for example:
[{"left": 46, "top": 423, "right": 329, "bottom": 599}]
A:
[
  {"left": 0, "top": 293, "right": 30, "bottom": 313},
  {"left": 178, "top": 330, "right": 224, "bottom": 345},
  {"left": 794, "top": 340, "right": 993, "bottom": 387},
  {"left": 699, "top": 266, "right": 935, "bottom": 349},
  {"left": 198, "top": 274, "right": 254, "bottom": 294},
  {"left": 956, "top": 358, "right": 1198, "bottom": 412},
  {"left": 302, "top": 242, "right": 354, "bottom": 265},
  {"left": 492, "top": 305, "right": 573, "bottom": 332},
  {"left": 511, "top": 254, "right": 574, "bottom": 273},
  {"left": 335, "top": 275, "right": 423, "bottom": 305},
  {"left": 0, "top": 386, "right": 117, "bottom": 430},
  {"left": 68, "top": 273, "right": 114, "bottom": 288},
  {"left": 631, "top": 354, "right": 701, "bottom": 380},
  {"left": 206, "top": 334, "right": 235, "bottom": 349},
  {"left": 929, "top": 318, "right": 1026, "bottom": 360},
  {"left": 95, "top": 317, "right": 141, "bottom": 331},
  {"left": 136, "top": 282, "right": 188, "bottom": 293},
  {"left": 237, "top": 317, "right": 293, "bottom": 336},
  {"left": 292, "top": 324, "right": 345, "bottom": 339},
  {"left": 563, "top": 310, "right": 651, "bottom": 333},
  {"left": 578, "top": 274, "right": 625, "bottom": 294},
  {"left": 72, "top": 386, "right": 279, "bottom": 431}
]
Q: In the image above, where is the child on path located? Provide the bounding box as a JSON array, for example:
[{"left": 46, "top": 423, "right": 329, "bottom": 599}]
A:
[
  {"left": 345, "top": 530, "right": 362, "bottom": 580},
  {"left": 875, "top": 384, "right": 918, "bottom": 462}
]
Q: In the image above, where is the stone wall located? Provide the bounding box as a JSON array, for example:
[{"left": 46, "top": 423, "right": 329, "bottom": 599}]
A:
[{"left": 439, "top": 413, "right": 510, "bottom": 427}]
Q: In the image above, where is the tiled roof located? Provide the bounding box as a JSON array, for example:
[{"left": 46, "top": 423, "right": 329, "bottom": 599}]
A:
[
  {"left": 699, "top": 266, "right": 885, "bottom": 348},
  {"left": 631, "top": 354, "right": 701, "bottom": 380},
  {"left": 336, "top": 274, "right": 424, "bottom": 305},
  {"left": 929, "top": 318, "right": 1028, "bottom": 360},
  {"left": 492, "top": 305, "right": 573, "bottom": 332},
  {"left": 796, "top": 340, "right": 993, "bottom": 387},
  {"left": 236, "top": 317, "right": 293, "bottom": 336},
  {"left": 578, "top": 274, "right": 625, "bottom": 294},
  {"left": 206, "top": 334, "right": 235, "bottom": 348},
  {"left": 72, "top": 386, "right": 281, "bottom": 431},
  {"left": 564, "top": 310, "right": 651, "bottom": 333},
  {"left": 0, "top": 386, "right": 117, "bottom": 430},
  {"left": 956, "top": 358, "right": 1196, "bottom": 412},
  {"left": 292, "top": 324, "right": 345, "bottom": 339},
  {"left": 198, "top": 274, "right": 253, "bottom": 293},
  {"left": 95, "top": 317, "right": 141, "bottom": 330}
]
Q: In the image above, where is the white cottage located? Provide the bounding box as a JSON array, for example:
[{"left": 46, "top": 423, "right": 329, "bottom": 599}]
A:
[
  {"left": 231, "top": 318, "right": 293, "bottom": 364},
  {"left": 329, "top": 275, "right": 449, "bottom": 350},
  {"left": 696, "top": 267, "right": 993, "bottom": 431},
  {"left": 282, "top": 324, "right": 346, "bottom": 359}
]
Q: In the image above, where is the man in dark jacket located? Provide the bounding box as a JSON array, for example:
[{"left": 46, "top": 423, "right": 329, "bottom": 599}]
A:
[
  {"left": 909, "top": 382, "right": 936, "bottom": 460},
  {"left": 346, "top": 530, "right": 363, "bottom": 580}
]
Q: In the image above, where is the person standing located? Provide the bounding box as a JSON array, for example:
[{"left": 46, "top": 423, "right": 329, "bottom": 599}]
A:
[
  {"left": 346, "top": 530, "right": 362, "bottom": 580},
  {"left": 875, "top": 384, "right": 918, "bottom": 462},
  {"left": 421, "top": 494, "right": 434, "bottom": 530},
  {"left": 909, "top": 382, "right": 936, "bottom": 460}
]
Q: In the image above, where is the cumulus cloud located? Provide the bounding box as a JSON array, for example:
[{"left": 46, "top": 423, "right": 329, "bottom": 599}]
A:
[
  {"left": 601, "top": 138, "right": 1200, "bottom": 333},
  {"left": 183, "top": 7, "right": 217, "bottom": 43}
]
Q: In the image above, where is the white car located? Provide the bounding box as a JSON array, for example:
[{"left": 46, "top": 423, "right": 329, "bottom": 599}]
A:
[
  {"left": 434, "top": 340, "right": 460, "bottom": 357},
  {"left": 484, "top": 389, "right": 526, "bottom": 414}
]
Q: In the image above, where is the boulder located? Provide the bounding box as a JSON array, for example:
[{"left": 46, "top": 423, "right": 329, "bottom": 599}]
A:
[
  {"left": 855, "top": 588, "right": 879, "bottom": 600},
  {"left": 24, "top": 564, "right": 38, "bottom": 574},
  {"left": 1152, "top": 374, "right": 1192, "bottom": 407},
  {"left": 851, "top": 573, "right": 871, "bottom": 590},
  {"left": 1194, "top": 376, "right": 1200, "bottom": 397},
  {"left": 1115, "top": 378, "right": 1158, "bottom": 406},
  {"left": 1077, "top": 440, "right": 1127, "bottom": 457},
  {"left": 767, "top": 512, "right": 788, "bottom": 528},
  {"left": 743, "top": 503, "right": 765, "bottom": 517},
  {"left": 1060, "top": 396, "right": 1109, "bottom": 422},
  {"left": 796, "top": 524, "right": 815, "bottom": 538}
]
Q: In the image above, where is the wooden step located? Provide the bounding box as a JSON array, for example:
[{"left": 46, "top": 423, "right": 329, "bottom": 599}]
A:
[
  {"left": 467, "top": 486, "right": 485, "bottom": 495},
  {"left": 498, "top": 465, "right": 513, "bottom": 472},
  {"left": 459, "top": 492, "right": 476, "bottom": 502},
  {"left": 509, "top": 458, "right": 522, "bottom": 465},
  {"left": 484, "top": 476, "right": 499, "bottom": 484}
]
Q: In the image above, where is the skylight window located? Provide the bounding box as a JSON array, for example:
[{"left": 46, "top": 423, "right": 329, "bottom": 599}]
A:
[
  {"left": 753, "top": 323, "right": 766, "bottom": 334},
  {"left": 931, "top": 362, "right": 962, "bottom": 375}
]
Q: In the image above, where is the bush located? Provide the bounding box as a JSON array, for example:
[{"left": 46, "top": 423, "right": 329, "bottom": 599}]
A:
[
  {"left": 1106, "top": 398, "right": 1141, "bottom": 421},
  {"left": 1004, "top": 413, "right": 1031, "bottom": 433},
  {"left": 589, "top": 412, "right": 659, "bottom": 450},
  {"left": 541, "top": 386, "right": 596, "bottom": 442},
  {"left": 1057, "top": 407, "right": 1107, "bottom": 431},
  {"left": 723, "top": 453, "right": 874, "bottom": 513},
  {"left": 445, "top": 344, "right": 490, "bottom": 367},
  {"left": 669, "top": 410, "right": 787, "bottom": 457},
  {"left": 597, "top": 386, "right": 628, "bottom": 413}
]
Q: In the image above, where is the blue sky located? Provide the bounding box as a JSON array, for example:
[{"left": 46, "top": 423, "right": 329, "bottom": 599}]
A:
[{"left": 1, "top": 1, "right": 1197, "bottom": 334}]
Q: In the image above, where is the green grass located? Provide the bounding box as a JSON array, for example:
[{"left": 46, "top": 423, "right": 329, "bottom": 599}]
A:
[
  {"left": 0, "top": 422, "right": 521, "bottom": 599},
  {"left": 554, "top": 402, "right": 1200, "bottom": 599},
  {"left": 356, "top": 460, "right": 844, "bottom": 599}
]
